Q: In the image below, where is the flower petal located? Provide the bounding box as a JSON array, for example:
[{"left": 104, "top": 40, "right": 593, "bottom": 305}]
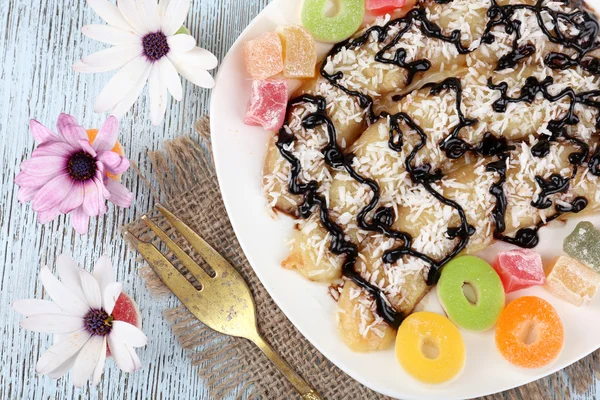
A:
[
  {"left": 20, "top": 156, "right": 67, "bottom": 177},
  {"left": 93, "top": 255, "right": 115, "bottom": 294},
  {"left": 56, "top": 254, "right": 87, "bottom": 301},
  {"left": 103, "top": 282, "right": 123, "bottom": 314},
  {"left": 158, "top": 58, "right": 182, "bottom": 101},
  {"left": 46, "top": 353, "right": 77, "bottom": 379},
  {"left": 112, "top": 320, "right": 148, "bottom": 347},
  {"left": 92, "top": 337, "right": 108, "bottom": 385},
  {"left": 80, "top": 43, "right": 142, "bottom": 73},
  {"left": 104, "top": 178, "right": 134, "bottom": 207},
  {"left": 79, "top": 139, "right": 97, "bottom": 157},
  {"left": 81, "top": 179, "right": 101, "bottom": 218},
  {"left": 72, "top": 335, "right": 105, "bottom": 387},
  {"left": 17, "top": 186, "right": 37, "bottom": 202},
  {"left": 30, "top": 120, "right": 56, "bottom": 145},
  {"left": 56, "top": 114, "right": 88, "bottom": 148},
  {"left": 117, "top": 0, "right": 148, "bottom": 34},
  {"left": 81, "top": 24, "right": 140, "bottom": 46},
  {"left": 88, "top": 0, "right": 132, "bottom": 31},
  {"left": 58, "top": 181, "right": 85, "bottom": 214},
  {"left": 170, "top": 56, "right": 215, "bottom": 88},
  {"left": 31, "top": 174, "right": 73, "bottom": 212},
  {"left": 40, "top": 266, "right": 90, "bottom": 316},
  {"left": 171, "top": 46, "right": 218, "bottom": 70},
  {"left": 21, "top": 314, "right": 84, "bottom": 333},
  {"left": 79, "top": 269, "right": 103, "bottom": 310},
  {"left": 73, "top": 60, "right": 118, "bottom": 74},
  {"left": 32, "top": 141, "right": 74, "bottom": 158},
  {"left": 71, "top": 206, "right": 90, "bottom": 235},
  {"left": 108, "top": 330, "right": 139, "bottom": 372},
  {"left": 94, "top": 56, "right": 149, "bottom": 114},
  {"left": 92, "top": 115, "right": 119, "bottom": 151},
  {"left": 36, "top": 330, "right": 91, "bottom": 375},
  {"left": 97, "top": 150, "right": 130, "bottom": 175},
  {"left": 149, "top": 64, "right": 168, "bottom": 126},
  {"left": 15, "top": 171, "right": 50, "bottom": 189},
  {"left": 13, "top": 299, "right": 65, "bottom": 317},
  {"left": 162, "top": 0, "right": 190, "bottom": 36},
  {"left": 136, "top": 0, "right": 161, "bottom": 32},
  {"left": 158, "top": 0, "right": 170, "bottom": 16},
  {"left": 110, "top": 61, "right": 153, "bottom": 117},
  {"left": 166, "top": 34, "right": 196, "bottom": 53},
  {"left": 37, "top": 208, "right": 61, "bottom": 224}
]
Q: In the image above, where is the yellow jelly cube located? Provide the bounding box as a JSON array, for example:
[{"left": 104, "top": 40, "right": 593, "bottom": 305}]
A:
[
  {"left": 277, "top": 25, "right": 317, "bottom": 78},
  {"left": 545, "top": 256, "right": 600, "bottom": 306},
  {"left": 244, "top": 32, "right": 284, "bottom": 80}
]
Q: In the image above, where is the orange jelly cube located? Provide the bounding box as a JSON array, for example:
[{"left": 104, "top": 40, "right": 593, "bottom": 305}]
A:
[
  {"left": 545, "top": 255, "right": 600, "bottom": 306},
  {"left": 277, "top": 25, "right": 317, "bottom": 78},
  {"left": 244, "top": 32, "right": 284, "bottom": 80}
]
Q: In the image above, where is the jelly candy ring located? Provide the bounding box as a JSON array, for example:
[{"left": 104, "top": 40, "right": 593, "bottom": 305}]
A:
[
  {"left": 301, "top": 0, "right": 366, "bottom": 43},
  {"left": 395, "top": 311, "right": 466, "bottom": 384},
  {"left": 495, "top": 296, "right": 564, "bottom": 368},
  {"left": 437, "top": 256, "right": 505, "bottom": 331}
]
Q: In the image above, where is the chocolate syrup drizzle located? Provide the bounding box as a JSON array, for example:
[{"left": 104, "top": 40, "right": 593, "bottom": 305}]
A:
[{"left": 275, "top": 0, "right": 600, "bottom": 327}]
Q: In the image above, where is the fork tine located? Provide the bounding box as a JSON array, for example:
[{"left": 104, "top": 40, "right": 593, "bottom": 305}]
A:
[
  {"left": 141, "top": 215, "right": 211, "bottom": 284},
  {"left": 124, "top": 230, "right": 199, "bottom": 297},
  {"left": 155, "top": 203, "right": 231, "bottom": 276}
]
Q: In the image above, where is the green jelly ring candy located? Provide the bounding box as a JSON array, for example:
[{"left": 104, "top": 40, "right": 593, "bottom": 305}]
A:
[
  {"left": 301, "top": 0, "right": 366, "bottom": 43},
  {"left": 437, "top": 255, "right": 505, "bottom": 331}
]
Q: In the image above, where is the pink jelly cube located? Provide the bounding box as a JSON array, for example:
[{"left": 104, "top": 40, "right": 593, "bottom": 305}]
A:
[
  {"left": 244, "top": 33, "right": 284, "bottom": 80},
  {"left": 366, "top": 0, "right": 406, "bottom": 12},
  {"left": 244, "top": 80, "right": 288, "bottom": 132},
  {"left": 494, "top": 248, "right": 546, "bottom": 293}
]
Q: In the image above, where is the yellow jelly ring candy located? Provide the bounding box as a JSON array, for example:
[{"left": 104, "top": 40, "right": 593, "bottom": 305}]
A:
[{"left": 395, "top": 311, "right": 466, "bottom": 384}]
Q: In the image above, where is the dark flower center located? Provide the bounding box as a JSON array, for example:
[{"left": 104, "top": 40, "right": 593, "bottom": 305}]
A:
[
  {"left": 84, "top": 309, "right": 113, "bottom": 336},
  {"left": 67, "top": 151, "right": 97, "bottom": 181},
  {"left": 142, "top": 31, "right": 170, "bottom": 61}
]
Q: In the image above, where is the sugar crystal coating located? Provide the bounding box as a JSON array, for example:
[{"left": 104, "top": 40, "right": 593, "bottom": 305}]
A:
[
  {"left": 495, "top": 296, "right": 564, "bottom": 368},
  {"left": 494, "top": 248, "right": 546, "bottom": 293},
  {"left": 545, "top": 255, "right": 600, "bottom": 306},
  {"left": 244, "top": 32, "right": 284, "bottom": 80},
  {"left": 277, "top": 25, "right": 317, "bottom": 78},
  {"left": 563, "top": 221, "right": 600, "bottom": 273},
  {"left": 244, "top": 80, "right": 288, "bottom": 132},
  {"left": 366, "top": 0, "right": 406, "bottom": 12},
  {"left": 301, "top": 0, "right": 365, "bottom": 43}
]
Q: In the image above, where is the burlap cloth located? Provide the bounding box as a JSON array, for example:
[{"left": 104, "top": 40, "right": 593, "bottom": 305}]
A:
[{"left": 123, "top": 117, "right": 599, "bottom": 400}]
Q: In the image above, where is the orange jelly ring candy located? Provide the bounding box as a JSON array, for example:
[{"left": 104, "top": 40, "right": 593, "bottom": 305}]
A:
[
  {"left": 495, "top": 296, "right": 564, "bottom": 368},
  {"left": 86, "top": 129, "right": 124, "bottom": 181}
]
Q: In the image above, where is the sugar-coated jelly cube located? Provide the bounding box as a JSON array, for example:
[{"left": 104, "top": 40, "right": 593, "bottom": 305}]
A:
[
  {"left": 244, "top": 80, "right": 288, "bottom": 132},
  {"left": 277, "top": 25, "right": 317, "bottom": 78},
  {"left": 244, "top": 33, "right": 284, "bottom": 80},
  {"left": 301, "top": 0, "right": 365, "bottom": 43},
  {"left": 563, "top": 221, "right": 600, "bottom": 273},
  {"left": 366, "top": 0, "right": 406, "bottom": 12},
  {"left": 494, "top": 248, "right": 546, "bottom": 293},
  {"left": 545, "top": 256, "right": 600, "bottom": 306}
]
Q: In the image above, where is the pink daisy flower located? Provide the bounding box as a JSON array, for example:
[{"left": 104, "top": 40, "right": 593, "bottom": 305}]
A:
[{"left": 15, "top": 113, "right": 133, "bottom": 234}]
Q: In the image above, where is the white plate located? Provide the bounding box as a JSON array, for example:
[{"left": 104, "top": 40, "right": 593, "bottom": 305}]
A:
[{"left": 209, "top": 1, "right": 600, "bottom": 398}]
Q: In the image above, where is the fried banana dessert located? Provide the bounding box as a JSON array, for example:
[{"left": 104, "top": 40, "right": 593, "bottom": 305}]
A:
[{"left": 262, "top": 0, "right": 600, "bottom": 351}]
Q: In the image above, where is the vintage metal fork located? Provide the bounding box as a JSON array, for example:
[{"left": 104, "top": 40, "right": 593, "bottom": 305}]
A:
[{"left": 125, "top": 204, "right": 322, "bottom": 400}]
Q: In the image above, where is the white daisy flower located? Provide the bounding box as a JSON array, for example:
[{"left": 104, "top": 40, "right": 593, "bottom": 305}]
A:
[
  {"left": 74, "top": 0, "right": 218, "bottom": 125},
  {"left": 13, "top": 254, "right": 147, "bottom": 387}
]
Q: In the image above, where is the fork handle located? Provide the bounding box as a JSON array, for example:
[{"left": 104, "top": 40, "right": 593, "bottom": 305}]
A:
[{"left": 250, "top": 334, "right": 323, "bottom": 400}]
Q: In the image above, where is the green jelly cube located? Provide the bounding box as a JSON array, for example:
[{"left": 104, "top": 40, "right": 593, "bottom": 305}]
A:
[{"left": 563, "top": 221, "right": 600, "bottom": 273}]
